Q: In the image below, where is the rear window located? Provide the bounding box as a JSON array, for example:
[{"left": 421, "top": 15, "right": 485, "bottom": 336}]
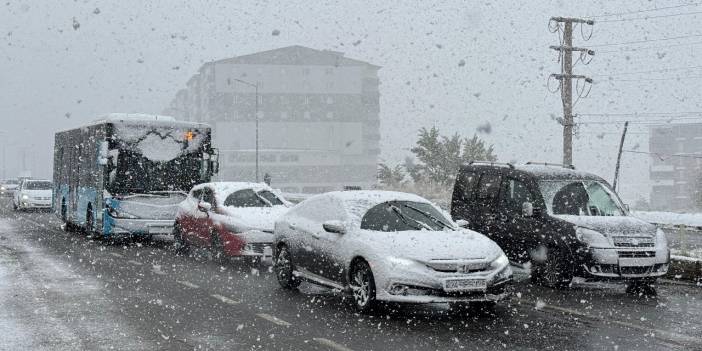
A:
[{"left": 477, "top": 174, "right": 501, "bottom": 200}]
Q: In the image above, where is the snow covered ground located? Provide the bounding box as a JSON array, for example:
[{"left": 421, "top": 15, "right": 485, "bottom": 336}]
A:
[
  {"left": 0, "top": 218, "right": 152, "bottom": 350},
  {"left": 633, "top": 211, "right": 702, "bottom": 228}
]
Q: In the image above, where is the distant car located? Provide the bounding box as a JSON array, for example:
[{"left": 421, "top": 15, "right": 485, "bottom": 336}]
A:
[
  {"left": 13, "top": 179, "right": 53, "bottom": 211},
  {"left": 273, "top": 190, "right": 512, "bottom": 313},
  {"left": 0, "top": 179, "right": 19, "bottom": 197},
  {"left": 451, "top": 162, "right": 670, "bottom": 294},
  {"left": 174, "top": 182, "right": 292, "bottom": 261}
]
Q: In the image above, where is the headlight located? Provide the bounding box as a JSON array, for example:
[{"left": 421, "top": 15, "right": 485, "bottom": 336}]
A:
[
  {"left": 0, "top": 186, "right": 5, "bottom": 191},
  {"left": 655, "top": 228, "right": 668, "bottom": 249},
  {"left": 575, "top": 227, "right": 610, "bottom": 247},
  {"left": 387, "top": 257, "right": 417, "bottom": 267},
  {"left": 21, "top": 194, "right": 29, "bottom": 200},
  {"left": 490, "top": 253, "right": 509, "bottom": 270},
  {"left": 107, "top": 206, "right": 140, "bottom": 219}
]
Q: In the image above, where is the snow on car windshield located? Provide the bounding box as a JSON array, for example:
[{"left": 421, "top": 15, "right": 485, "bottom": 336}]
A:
[
  {"left": 24, "top": 181, "right": 52, "bottom": 190},
  {"left": 112, "top": 123, "right": 206, "bottom": 162},
  {"left": 539, "top": 180, "right": 625, "bottom": 216},
  {"left": 360, "top": 200, "right": 453, "bottom": 232}
]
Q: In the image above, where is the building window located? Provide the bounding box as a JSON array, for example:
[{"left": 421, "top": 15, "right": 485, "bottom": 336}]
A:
[
  {"left": 303, "top": 67, "right": 310, "bottom": 75},
  {"left": 326, "top": 96, "right": 334, "bottom": 104},
  {"left": 304, "top": 96, "right": 310, "bottom": 105},
  {"left": 280, "top": 111, "right": 288, "bottom": 119},
  {"left": 280, "top": 154, "right": 299, "bottom": 162},
  {"left": 257, "top": 95, "right": 263, "bottom": 105},
  {"left": 280, "top": 67, "right": 287, "bottom": 75},
  {"left": 326, "top": 81, "right": 334, "bottom": 89},
  {"left": 326, "top": 111, "right": 334, "bottom": 119},
  {"left": 304, "top": 111, "right": 311, "bottom": 120},
  {"left": 325, "top": 67, "right": 334, "bottom": 75}
]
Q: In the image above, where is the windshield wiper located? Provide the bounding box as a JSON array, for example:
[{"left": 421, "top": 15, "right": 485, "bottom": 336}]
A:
[
  {"left": 389, "top": 205, "right": 433, "bottom": 231},
  {"left": 402, "top": 204, "right": 454, "bottom": 230}
]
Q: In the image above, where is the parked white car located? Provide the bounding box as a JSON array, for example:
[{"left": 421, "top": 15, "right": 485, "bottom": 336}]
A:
[
  {"left": 174, "top": 182, "right": 292, "bottom": 261},
  {"left": 13, "top": 179, "right": 53, "bottom": 211},
  {"left": 0, "top": 179, "right": 20, "bottom": 197},
  {"left": 273, "top": 190, "right": 512, "bottom": 313}
]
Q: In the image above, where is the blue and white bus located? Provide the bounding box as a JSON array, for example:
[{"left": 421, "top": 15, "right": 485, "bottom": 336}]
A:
[{"left": 53, "top": 114, "right": 218, "bottom": 239}]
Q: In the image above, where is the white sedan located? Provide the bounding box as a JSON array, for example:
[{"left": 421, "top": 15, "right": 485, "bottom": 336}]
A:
[
  {"left": 273, "top": 190, "right": 512, "bottom": 313},
  {"left": 174, "top": 182, "right": 291, "bottom": 261}
]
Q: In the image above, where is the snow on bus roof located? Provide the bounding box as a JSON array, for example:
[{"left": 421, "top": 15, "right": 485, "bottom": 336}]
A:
[{"left": 56, "top": 113, "right": 210, "bottom": 133}]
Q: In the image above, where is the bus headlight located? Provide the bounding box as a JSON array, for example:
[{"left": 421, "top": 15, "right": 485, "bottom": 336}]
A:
[{"left": 21, "top": 194, "right": 29, "bottom": 200}]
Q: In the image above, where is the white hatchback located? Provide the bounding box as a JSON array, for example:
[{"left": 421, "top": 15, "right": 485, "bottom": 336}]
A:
[{"left": 13, "top": 179, "right": 53, "bottom": 211}]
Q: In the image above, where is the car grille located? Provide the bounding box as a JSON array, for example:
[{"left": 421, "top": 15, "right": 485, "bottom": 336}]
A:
[
  {"left": 618, "top": 251, "right": 656, "bottom": 258},
  {"left": 612, "top": 236, "right": 654, "bottom": 248},
  {"left": 246, "top": 243, "right": 270, "bottom": 254},
  {"left": 426, "top": 260, "right": 489, "bottom": 273},
  {"left": 620, "top": 266, "right": 653, "bottom": 275},
  {"left": 33, "top": 197, "right": 51, "bottom": 201}
]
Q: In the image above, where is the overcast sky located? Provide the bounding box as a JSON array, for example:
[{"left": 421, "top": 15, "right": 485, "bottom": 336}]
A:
[{"left": 2, "top": 0, "right": 701, "bottom": 203}]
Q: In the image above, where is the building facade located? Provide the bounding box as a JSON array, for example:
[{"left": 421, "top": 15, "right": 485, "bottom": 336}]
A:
[
  {"left": 649, "top": 123, "right": 702, "bottom": 211},
  {"left": 164, "top": 46, "right": 381, "bottom": 193}
]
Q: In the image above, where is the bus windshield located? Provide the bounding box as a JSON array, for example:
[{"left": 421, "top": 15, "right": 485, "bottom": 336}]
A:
[{"left": 106, "top": 124, "right": 210, "bottom": 194}]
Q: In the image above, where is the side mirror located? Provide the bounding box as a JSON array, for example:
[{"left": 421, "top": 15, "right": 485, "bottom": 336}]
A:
[
  {"left": 522, "top": 202, "right": 534, "bottom": 217},
  {"left": 455, "top": 219, "right": 469, "bottom": 228},
  {"left": 624, "top": 203, "right": 630, "bottom": 212},
  {"left": 198, "top": 201, "right": 212, "bottom": 213},
  {"left": 322, "top": 220, "right": 346, "bottom": 234}
]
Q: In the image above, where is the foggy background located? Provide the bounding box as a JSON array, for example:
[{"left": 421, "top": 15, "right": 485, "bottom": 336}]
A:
[{"left": 2, "top": 0, "right": 700, "bottom": 204}]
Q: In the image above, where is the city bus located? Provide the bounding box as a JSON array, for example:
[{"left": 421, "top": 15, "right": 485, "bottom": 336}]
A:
[{"left": 53, "top": 113, "right": 218, "bottom": 239}]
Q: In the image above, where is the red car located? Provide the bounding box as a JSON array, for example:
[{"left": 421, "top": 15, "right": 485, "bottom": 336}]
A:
[{"left": 173, "top": 182, "right": 292, "bottom": 261}]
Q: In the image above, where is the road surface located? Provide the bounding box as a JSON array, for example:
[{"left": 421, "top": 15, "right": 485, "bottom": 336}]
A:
[{"left": 0, "top": 200, "right": 700, "bottom": 350}]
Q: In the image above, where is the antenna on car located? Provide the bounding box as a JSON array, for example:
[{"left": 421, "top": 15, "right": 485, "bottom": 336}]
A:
[
  {"left": 525, "top": 161, "right": 575, "bottom": 170},
  {"left": 468, "top": 161, "right": 515, "bottom": 169}
]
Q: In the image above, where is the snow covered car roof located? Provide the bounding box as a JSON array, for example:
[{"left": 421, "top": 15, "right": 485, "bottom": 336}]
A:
[
  {"left": 302, "top": 190, "right": 442, "bottom": 225},
  {"left": 193, "top": 182, "right": 289, "bottom": 205}
]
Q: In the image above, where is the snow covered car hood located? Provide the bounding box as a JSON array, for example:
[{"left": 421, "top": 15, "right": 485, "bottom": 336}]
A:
[
  {"left": 555, "top": 215, "right": 657, "bottom": 238},
  {"left": 358, "top": 229, "right": 503, "bottom": 263},
  {"left": 218, "top": 205, "right": 290, "bottom": 232},
  {"left": 21, "top": 189, "right": 52, "bottom": 198}
]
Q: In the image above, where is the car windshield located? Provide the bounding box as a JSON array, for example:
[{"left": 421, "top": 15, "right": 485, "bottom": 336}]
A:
[
  {"left": 257, "top": 190, "right": 284, "bottom": 206},
  {"left": 539, "top": 180, "right": 625, "bottom": 216},
  {"left": 25, "top": 181, "right": 52, "bottom": 190},
  {"left": 223, "top": 189, "right": 272, "bottom": 208},
  {"left": 360, "top": 200, "right": 454, "bottom": 232}
]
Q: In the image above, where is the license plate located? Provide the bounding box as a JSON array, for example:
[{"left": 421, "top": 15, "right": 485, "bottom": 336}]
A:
[
  {"left": 443, "top": 279, "right": 487, "bottom": 292},
  {"left": 148, "top": 226, "right": 172, "bottom": 234}
]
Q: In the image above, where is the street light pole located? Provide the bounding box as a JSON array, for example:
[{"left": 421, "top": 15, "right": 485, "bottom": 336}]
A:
[
  {"left": 233, "top": 78, "right": 260, "bottom": 182},
  {"left": 0, "top": 130, "right": 6, "bottom": 180}
]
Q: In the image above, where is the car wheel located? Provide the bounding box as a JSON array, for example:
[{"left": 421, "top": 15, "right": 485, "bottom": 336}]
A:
[
  {"left": 349, "top": 260, "right": 377, "bottom": 313},
  {"left": 626, "top": 280, "right": 657, "bottom": 297},
  {"left": 532, "top": 247, "right": 573, "bottom": 289},
  {"left": 210, "top": 229, "right": 226, "bottom": 262},
  {"left": 172, "top": 223, "right": 189, "bottom": 255},
  {"left": 274, "top": 245, "right": 300, "bottom": 289}
]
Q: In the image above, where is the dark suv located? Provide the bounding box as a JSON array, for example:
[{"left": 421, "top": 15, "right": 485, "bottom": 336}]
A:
[{"left": 450, "top": 162, "right": 670, "bottom": 292}]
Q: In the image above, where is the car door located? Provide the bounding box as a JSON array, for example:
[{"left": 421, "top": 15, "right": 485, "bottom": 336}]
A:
[
  {"left": 495, "top": 176, "right": 541, "bottom": 263},
  {"left": 178, "top": 189, "right": 200, "bottom": 244},
  {"left": 471, "top": 172, "right": 502, "bottom": 238},
  {"left": 451, "top": 170, "right": 479, "bottom": 224},
  {"left": 306, "top": 197, "right": 349, "bottom": 283},
  {"left": 198, "top": 187, "right": 218, "bottom": 246}
]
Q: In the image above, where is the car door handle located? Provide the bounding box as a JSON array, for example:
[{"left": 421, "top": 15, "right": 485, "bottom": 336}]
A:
[{"left": 311, "top": 233, "right": 321, "bottom": 239}]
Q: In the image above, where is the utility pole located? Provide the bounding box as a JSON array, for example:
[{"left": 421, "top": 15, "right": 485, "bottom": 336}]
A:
[
  {"left": 613, "top": 121, "right": 629, "bottom": 191},
  {"left": 233, "top": 78, "right": 260, "bottom": 182},
  {"left": 549, "top": 17, "right": 594, "bottom": 166}
]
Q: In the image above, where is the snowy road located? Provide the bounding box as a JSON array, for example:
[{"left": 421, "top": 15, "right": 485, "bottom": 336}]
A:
[{"left": 0, "top": 200, "right": 700, "bottom": 350}]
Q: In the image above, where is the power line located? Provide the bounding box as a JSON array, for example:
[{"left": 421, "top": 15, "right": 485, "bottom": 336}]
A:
[
  {"left": 607, "top": 75, "right": 702, "bottom": 82},
  {"left": 588, "top": 3, "right": 702, "bottom": 18},
  {"left": 597, "top": 40, "right": 702, "bottom": 53},
  {"left": 589, "top": 33, "right": 702, "bottom": 47},
  {"left": 593, "top": 65, "right": 702, "bottom": 76},
  {"left": 598, "top": 10, "right": 702, "bottom": 23},
  {"left": 623, "top": 150, "right": 702, "bottom": 160}
]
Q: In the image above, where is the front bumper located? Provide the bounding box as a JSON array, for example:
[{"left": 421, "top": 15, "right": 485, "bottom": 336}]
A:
[
  {"left": 220, "top": 229, "right": 274, "bottom": 257},
  {"left": 374, "top": 262, "right": 513, "bottom": 304},
  {"left": 107, "top": 217, "right": 174, "bottom": 237},
  {"left": 19, "top": 200, "right": 52, "bottom": 209},
  {"left": 581, "top": 246, "right": 670, "bottom": 280}
]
